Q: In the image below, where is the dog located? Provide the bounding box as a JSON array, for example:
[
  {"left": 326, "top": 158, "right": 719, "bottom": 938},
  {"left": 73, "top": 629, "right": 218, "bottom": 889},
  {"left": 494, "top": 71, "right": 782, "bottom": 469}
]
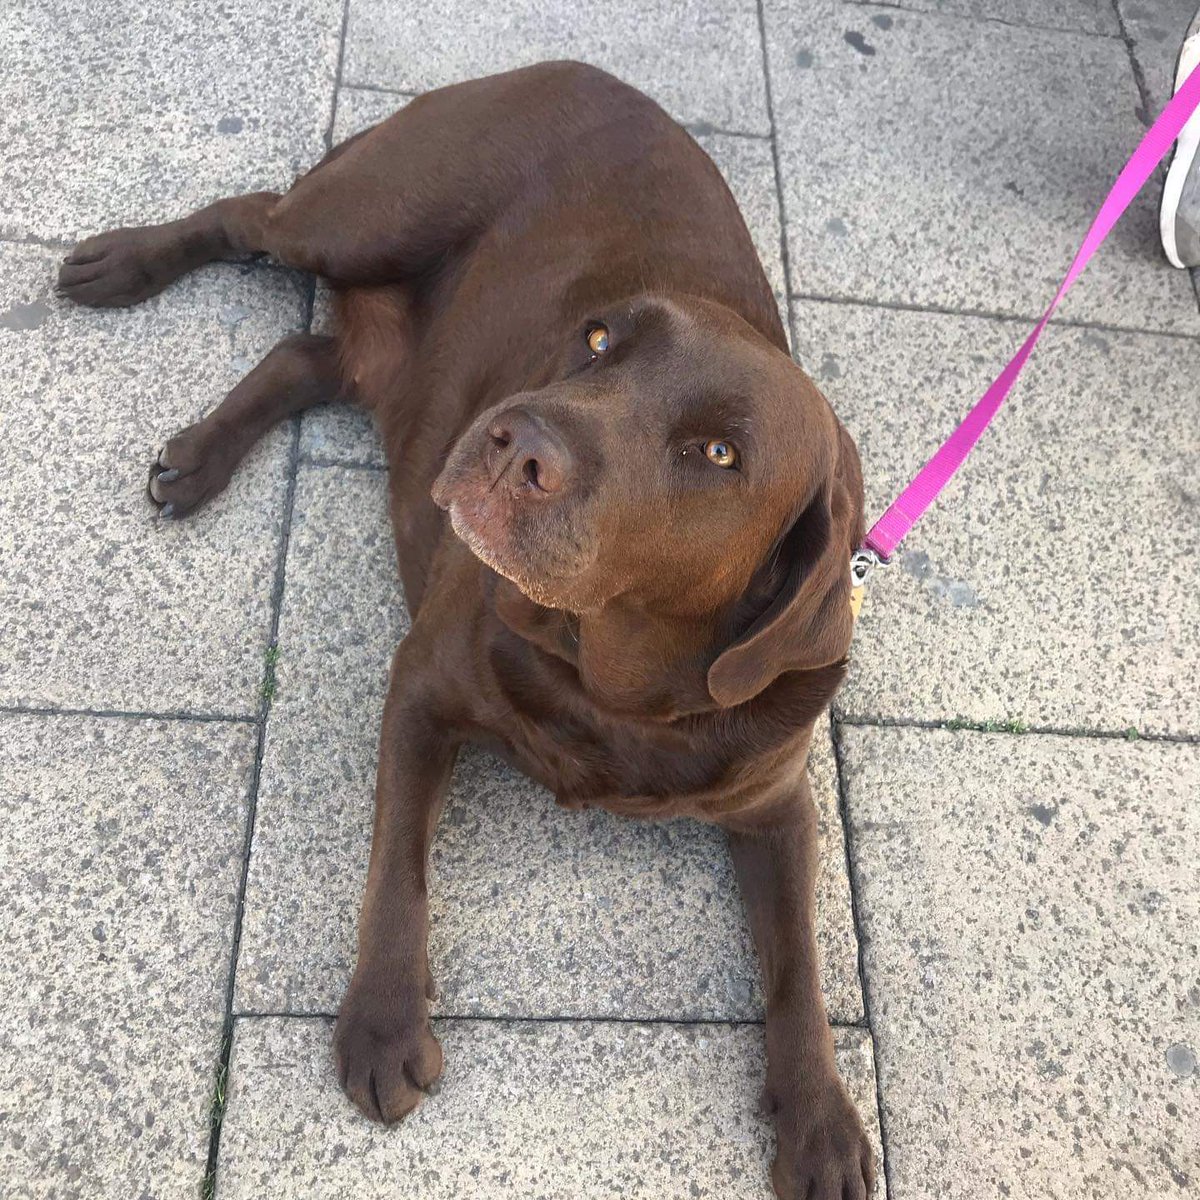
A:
[{"left": 57, "top": 61, "right": 873, "bottom": 1199}]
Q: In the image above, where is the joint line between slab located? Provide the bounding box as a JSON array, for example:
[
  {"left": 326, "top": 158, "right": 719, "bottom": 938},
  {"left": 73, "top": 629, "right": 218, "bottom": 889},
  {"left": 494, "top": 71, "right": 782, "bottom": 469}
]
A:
[
  {"left": 1109, "top": 0, "right": 1155, "bottom": 127},
  {"left": 201, "top": 234, "right": 322, "bottom": 1188},
  {"left": 339, "top": 80, "right": 421, "bottom": 100},
  {"left": 755, "top": 0, "right": 799, "bottom": 350},
  {"left": 0, "top": 231, "right": 75, "bottom": 252},
  {"left": 836, "top": 712, "right": 1200, "bottom": 745},
  {"left": 233, "top": 1009, "right": 873, "bottom": 1032},
  {"left": 299, "top": 453, "right": 388, "bottom": 472},
  {"left": 0, "top": 701, "right": 257, "bottom": 726},
  {"left": 843, "top": 0, "right": 1122, "bottom": 41},
  {"left": 325, "top": 0, "right": 354, "bottom": 154},
  {"left": 234, "top": 1010, "right": 773, "bottom": 1027},
  {"left": 829, "top": 711, "right": 896, "bottom": 1198},
  {"left": 685, "top": 122, "right": 772, "bottom": 142},
  {"left": 203, "top": 409, "right": 304, "bottom": 1195},
  {"left": 788, "top": 289, "right": 1200, "bottom": 342}
]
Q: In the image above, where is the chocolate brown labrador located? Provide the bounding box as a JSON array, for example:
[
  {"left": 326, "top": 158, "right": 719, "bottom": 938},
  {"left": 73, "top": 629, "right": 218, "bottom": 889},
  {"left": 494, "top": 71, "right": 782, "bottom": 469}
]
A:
[{"left": 58, "top": 61, "right": 873, "bottom": 1199}]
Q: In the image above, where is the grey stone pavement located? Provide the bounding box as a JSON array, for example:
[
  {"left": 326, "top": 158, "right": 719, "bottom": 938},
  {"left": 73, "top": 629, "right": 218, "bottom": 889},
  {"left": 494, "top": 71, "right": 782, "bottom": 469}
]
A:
[{"left": 2, "top": 0, "right": 1198, "bottom": 1197}]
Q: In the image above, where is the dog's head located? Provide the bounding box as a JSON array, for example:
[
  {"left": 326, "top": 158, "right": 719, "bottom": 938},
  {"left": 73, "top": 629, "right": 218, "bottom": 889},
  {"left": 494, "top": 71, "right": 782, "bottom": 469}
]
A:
[{"left": 432, "top": 295, "right": 862, "bottom": 708}]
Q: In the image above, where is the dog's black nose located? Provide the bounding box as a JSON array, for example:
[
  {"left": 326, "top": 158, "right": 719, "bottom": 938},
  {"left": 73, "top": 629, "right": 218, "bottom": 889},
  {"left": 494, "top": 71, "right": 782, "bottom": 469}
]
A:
[{"left": 487, "top": 409, "right": 573, "bottom": 496}]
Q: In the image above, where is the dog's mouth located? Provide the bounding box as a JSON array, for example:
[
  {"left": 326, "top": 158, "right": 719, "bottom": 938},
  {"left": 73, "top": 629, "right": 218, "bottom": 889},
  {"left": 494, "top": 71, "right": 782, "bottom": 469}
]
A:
[
  {"left": 445, "top": 497, "right": 522, "bottom": 583},
  {"left": 435, "top": 474, "right": 598, "bottom": 609}
]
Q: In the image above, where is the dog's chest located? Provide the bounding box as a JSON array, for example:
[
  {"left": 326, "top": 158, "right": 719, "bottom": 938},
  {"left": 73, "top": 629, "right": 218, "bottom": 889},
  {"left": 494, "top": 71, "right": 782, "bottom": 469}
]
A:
[
  {"left": 476, "top": 637, "right": 761, "bottom": 820},
  {"left": 488, "top": 709, "right": 736, "bottom": 819}
]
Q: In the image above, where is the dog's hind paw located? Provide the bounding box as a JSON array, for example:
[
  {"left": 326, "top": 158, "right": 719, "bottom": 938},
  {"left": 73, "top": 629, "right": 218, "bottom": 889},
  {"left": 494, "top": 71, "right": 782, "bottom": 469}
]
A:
[{"left": 57, "top": 226, "right": 188, "bottom": 308}]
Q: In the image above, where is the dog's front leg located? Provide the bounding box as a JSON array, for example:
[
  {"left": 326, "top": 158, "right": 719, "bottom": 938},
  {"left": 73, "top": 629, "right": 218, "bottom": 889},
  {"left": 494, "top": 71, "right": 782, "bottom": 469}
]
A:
[
  {"left": 724, "top": 777, "right": 875, "bottom": 1200},
  {"left": 334, "top": 643, "right": 458, "bottom": 1126}
]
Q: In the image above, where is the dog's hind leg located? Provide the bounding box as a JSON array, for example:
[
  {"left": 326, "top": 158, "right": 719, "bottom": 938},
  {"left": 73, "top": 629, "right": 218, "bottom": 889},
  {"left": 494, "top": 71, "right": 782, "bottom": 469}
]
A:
[
  {"left": 54, "top": 124, "right": 386, "bottom": 309},
  {"left": 57, "top": 190, "right": 295, "bottom": 309},
  {"left": 59, "top": 63, "right": 644, "bottom": 307},
  {"left": 148, "top": 332, "right": 347, "bottom": 519}
]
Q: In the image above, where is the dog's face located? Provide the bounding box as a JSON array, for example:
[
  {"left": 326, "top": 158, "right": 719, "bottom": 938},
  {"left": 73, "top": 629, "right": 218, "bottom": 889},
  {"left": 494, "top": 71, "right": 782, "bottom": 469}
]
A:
[{"left": 432, "top": 295, "right": 861, "bottom": 704}]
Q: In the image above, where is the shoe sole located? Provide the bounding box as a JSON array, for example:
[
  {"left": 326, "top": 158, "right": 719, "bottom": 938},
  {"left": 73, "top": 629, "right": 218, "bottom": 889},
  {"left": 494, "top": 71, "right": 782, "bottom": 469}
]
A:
[{"left": 1161, "top": 33, "right": 1200, "bottom": 269}]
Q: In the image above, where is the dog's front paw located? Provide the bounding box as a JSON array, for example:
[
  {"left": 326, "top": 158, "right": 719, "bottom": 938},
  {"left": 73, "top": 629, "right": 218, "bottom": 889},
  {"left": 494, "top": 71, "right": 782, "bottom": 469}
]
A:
[
  {"left": 334, "top": 979, "right": 444, "bottom": 1126},
  {"left": 767, "top": 1077, "right": 875, "bottom": 1200},
  {"left": 147, "top": 422, "right": 235, "bottom": 519}
]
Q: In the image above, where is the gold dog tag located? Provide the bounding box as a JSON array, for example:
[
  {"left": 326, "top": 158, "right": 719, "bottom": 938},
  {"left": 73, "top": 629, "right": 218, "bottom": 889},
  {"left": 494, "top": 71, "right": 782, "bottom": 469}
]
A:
[{"left": 849, "top": 584, "right": 864, "bottom": 621}]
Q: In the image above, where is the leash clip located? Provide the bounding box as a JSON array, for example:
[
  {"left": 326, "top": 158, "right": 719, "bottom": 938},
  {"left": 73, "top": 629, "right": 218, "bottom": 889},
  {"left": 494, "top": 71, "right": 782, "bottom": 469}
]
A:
[{"left": 850, "top": 547, "right": 887, "bottom": 589}]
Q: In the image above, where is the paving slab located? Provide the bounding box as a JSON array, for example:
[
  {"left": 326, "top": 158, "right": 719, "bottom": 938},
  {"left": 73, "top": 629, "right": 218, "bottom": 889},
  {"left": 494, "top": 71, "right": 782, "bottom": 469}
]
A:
[
  {"left": 790, "top": 298, "right": 1200, "bottom": 736},
  {"left": 0, "top": 712, "right": 254, "bottom": 1199},
  {"left": 840, "top": 724, "right": 1200, "bottom": 1200},
  {"left": 765, "top": 3, "right": 1199, "bottom": 331},
  {"left": 861, "top": 0, "right": 1118, "bottom": 35},
  {"left": 1119, "top": 0, "right": 1198, "bottom": 115},
  {"left": 0, "top": 0, "right": 341, "bottom": 244},
  {"left": 301, "top": 86, "right": 791, "bottom": 468},
  {"left": 218, "top": 1017, "right": 884, "bottom": 1199},
  {"left": 235, "top": 464, "right": 862, "bottom": 1022},
  {"left": 341, "top": 0, "right": 770, "bottom": 134},
  {"left": 0, "top": 243, "right": 306, "bottom": 715}
]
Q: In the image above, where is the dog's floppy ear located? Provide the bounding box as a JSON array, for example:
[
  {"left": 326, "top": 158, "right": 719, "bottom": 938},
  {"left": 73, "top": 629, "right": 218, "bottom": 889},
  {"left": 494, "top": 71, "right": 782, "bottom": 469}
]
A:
[{"left": 707, "top": 425, "right": 862, "bottom": 709}]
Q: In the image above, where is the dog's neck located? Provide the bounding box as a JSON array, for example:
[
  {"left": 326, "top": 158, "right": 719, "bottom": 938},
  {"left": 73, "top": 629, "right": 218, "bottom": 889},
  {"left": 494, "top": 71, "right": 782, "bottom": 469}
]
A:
[
  {"left": 576, "top": 602, "right": 722, "bottom": 720},
  {"left": 493, "top": 578, "right": 721, "bottom": 720}
]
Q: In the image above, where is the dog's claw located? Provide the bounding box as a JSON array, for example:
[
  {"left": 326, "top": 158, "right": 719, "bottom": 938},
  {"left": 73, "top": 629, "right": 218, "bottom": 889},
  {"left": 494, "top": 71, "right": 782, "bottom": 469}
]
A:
[
  {"left": 157, "top": 468, "right": 180, "bottom": 483},
  {"left": 160, "top": 503, "right": 175, "bottom": 519}
]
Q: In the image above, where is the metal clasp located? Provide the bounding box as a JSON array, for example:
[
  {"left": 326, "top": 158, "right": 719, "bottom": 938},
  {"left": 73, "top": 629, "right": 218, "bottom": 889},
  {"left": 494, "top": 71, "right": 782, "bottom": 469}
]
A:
[{"left": 850, "top": 547, "right": 887, "bottom": 589}]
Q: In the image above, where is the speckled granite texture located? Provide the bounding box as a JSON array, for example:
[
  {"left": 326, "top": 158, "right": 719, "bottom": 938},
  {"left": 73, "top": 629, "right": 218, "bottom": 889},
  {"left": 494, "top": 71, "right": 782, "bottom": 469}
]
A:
[{"left": 2, "top": 1, "right": 1197, "bottom": 1196}]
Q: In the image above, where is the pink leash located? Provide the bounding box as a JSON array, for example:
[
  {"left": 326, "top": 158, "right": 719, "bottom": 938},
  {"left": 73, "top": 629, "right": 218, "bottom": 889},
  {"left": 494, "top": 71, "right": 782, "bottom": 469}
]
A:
[{"left": 852, "top": 60, "right": 1200, "bottom": 588}]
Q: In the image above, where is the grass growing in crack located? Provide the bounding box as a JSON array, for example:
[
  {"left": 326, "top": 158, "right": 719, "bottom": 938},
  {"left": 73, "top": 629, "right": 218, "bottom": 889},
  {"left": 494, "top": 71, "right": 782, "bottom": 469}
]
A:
[
  {"left": 260, "top": 645, "right": 279, "bottom": 704},
  {"left": 1125, "top": 726, "right": 1140, "bottom": 741},
  {"left": 944, "top": 716, "right": 1028, "bottom": 734},
  {"left": 200, "top": 1039, "right": 230, "bottom": 1200}
]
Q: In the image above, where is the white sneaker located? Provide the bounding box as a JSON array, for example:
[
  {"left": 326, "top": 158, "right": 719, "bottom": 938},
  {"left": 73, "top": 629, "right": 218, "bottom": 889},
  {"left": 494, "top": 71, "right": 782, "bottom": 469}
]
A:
[{"left": 1160, "top": 9, "right": 1200, "bottom": 268}]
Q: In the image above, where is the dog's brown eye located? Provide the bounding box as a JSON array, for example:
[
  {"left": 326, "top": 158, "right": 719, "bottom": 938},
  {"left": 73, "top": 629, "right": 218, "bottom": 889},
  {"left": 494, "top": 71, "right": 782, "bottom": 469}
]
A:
[
  {"left": 704, "top": 439, "right": 737, "bottom": 468},
  {"left": 586, "top": 325, "right": 610, "bottom": 356}
]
